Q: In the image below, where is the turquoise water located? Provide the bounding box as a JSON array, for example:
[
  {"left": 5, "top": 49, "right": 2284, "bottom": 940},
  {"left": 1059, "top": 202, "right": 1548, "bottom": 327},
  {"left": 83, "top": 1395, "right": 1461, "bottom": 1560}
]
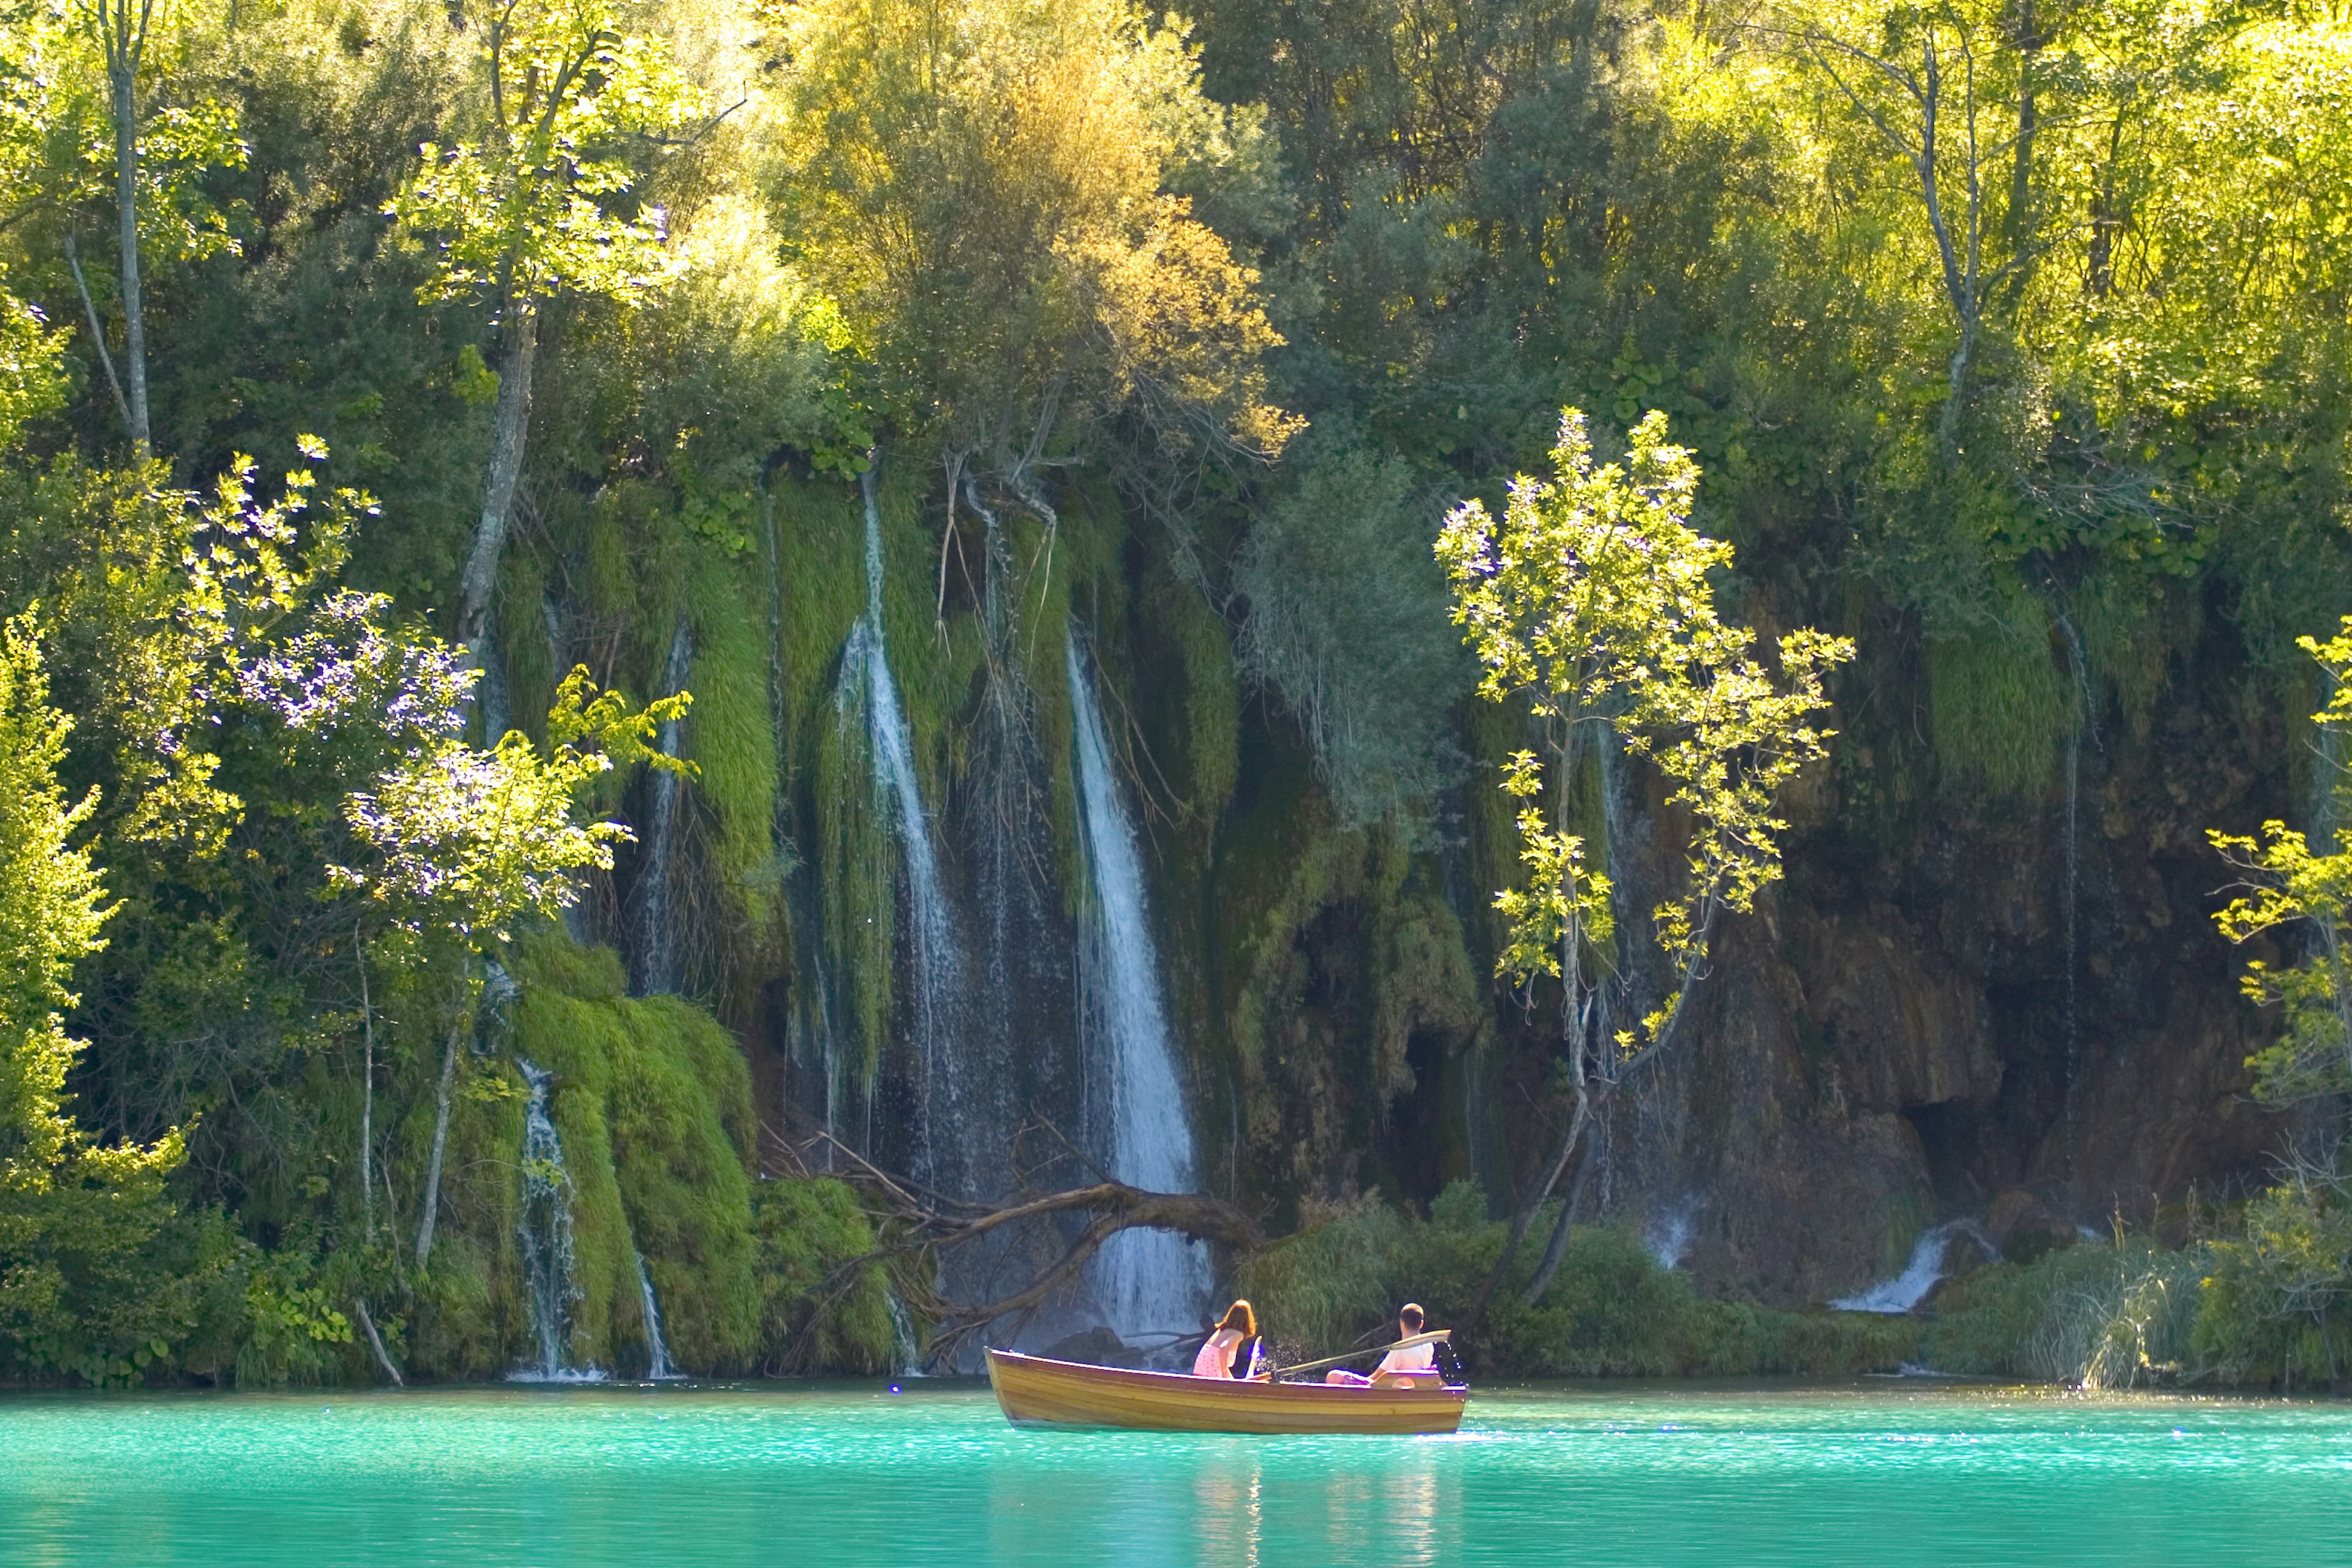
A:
[{"left": 3, "top": 1381, "right": 2348, "bottom": 1566}]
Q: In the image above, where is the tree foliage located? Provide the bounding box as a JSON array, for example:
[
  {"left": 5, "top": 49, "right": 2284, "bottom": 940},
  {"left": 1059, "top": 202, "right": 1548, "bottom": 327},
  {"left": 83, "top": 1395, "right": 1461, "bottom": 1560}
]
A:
[
  {"left": 1439, "top": 409, "right": 1853, "bottom": 1046},
  {"left": 2211, "top": 617, "right": 2352, "bottom": 1102},
  {"left": 0, "top": 614, "right": 187, "bottom": 1382},
  {"left": 770, "top": 0, "right": 1295, "bottom": 489}
]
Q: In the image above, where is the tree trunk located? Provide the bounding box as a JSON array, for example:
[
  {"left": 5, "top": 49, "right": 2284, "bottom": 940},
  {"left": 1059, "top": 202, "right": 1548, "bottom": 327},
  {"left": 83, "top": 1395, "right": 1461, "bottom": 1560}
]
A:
[
  {"left": 2003, "top": 0, "right": 2040, "bottom": 292},
  {"left": 353, "top": 1297, "right": 404, "bottom": 1386},
  {"left": 1460, "top": 1073, "right": 1590, "bottom": 1332},
  {"left": 1523, "top": 1096, "right": 1600, "bottom": 1303},
  {"left": 414, "top": 1016, "right": 461, "bottom": 1268},
  {"left": 109, "top": 59, "right": 149, "bottom": 455},
  {"left": 454, "top": 302, "right": 538, "bottom": 665},
  {"left": 63, "top": 233, "right": 132, "bottom": 431}
]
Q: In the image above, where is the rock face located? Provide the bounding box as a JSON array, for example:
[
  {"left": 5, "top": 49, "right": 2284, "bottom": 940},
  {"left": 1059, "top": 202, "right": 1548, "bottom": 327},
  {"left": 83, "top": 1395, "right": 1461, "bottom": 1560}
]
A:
[
  {"left": 1169, "top": 608, "right": 2306, "bottom": 1310},
  {"left": 1458, "top": 635, "right": 2300, "bottom": 1307}
]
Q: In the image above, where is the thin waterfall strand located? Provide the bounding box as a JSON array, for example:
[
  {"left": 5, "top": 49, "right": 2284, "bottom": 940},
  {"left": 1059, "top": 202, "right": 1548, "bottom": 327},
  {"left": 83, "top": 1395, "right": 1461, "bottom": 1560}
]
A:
[
  {"left": 635, "top": 1251, "right": 680, "bottom": 1381},
  {"left": 1066, "top": 630, "right": 1210, "bottom": 1341},
  {"left": 510, "top": 1060, "right": 607, "bottom": 1382},
  {"left": 846, "top": 467, "right": 965, "bottom": 1185},
  {"left": 632, "top": 616, "right": 693, "bottom": 995}
]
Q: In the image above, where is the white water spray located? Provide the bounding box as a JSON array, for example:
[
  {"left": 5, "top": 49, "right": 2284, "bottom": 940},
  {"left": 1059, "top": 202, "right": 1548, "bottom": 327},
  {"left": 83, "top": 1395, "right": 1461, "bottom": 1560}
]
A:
[
  {"left": 1646, "top": 1198, "right": 1698, "bottom": 1270},
  {"left": 510, "top": 1060, "right": 608, "bottom": 1383},
  {"left": 1066, "top": 630, "right": 1212, "bottom": 1342},
  {"left": 1832, "top": 1220, "right": 1999, "bottom": 1314}
]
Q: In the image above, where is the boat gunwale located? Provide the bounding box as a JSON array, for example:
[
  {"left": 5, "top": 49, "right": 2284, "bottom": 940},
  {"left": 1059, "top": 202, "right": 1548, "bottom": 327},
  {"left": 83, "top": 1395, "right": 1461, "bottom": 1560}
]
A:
[{"left": 984, "top": 1348, "right": 1467, "bottom": 1404}]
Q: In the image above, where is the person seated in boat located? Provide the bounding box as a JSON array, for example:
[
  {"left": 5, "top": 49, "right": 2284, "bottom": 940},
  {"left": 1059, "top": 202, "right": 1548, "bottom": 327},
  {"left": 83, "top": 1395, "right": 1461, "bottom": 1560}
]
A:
[
  {"left": 1324, "top": 1303, "right": 1441, "bottom": 1387},
  {"left": 1192, "top": 1300, "right": 1266, "bottom": 1379}
]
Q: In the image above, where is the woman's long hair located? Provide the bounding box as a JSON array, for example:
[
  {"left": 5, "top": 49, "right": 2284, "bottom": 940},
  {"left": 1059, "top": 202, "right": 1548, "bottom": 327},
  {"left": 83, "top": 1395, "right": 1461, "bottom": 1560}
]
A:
[{"left": 1215, "top": 1299, "right": 1257, "bottom": 1338}]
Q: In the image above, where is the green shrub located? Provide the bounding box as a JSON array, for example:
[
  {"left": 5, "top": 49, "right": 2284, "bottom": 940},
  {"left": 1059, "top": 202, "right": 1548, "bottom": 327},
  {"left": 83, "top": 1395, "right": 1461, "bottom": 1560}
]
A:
[
  {"left": 1234, "top": 1181, "right": 1918, "bottom": 1379},
  {"left": 2193, "top": 1174, "right": 2352, "bottom": 1389},
  {"left": 1927, "top": 1240, "right": 2209, "bottom": 1387}
]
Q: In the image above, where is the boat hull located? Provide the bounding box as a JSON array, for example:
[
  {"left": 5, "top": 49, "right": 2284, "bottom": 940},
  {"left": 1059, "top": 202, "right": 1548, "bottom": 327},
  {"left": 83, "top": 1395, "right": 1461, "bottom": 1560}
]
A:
[{"left": 984, "top": 1349, "right": 1466, "bottom": 1436}]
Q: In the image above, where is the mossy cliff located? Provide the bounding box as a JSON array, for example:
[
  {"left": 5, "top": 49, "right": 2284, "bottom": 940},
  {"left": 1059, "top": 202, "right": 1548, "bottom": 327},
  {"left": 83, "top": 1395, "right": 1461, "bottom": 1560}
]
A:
[
  {"left": 384, "top": 936, "right": 889, "bottom": 1381},
  {"left": 451, "top": 437, "right": 2317, "bottom": 1373}
]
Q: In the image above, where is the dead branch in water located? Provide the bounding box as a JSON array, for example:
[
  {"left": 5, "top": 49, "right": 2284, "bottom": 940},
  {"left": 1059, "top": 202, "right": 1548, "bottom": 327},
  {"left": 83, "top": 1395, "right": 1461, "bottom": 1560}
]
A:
[{"left": 784, "top": 1120, "right": 1261, "bottom": 1371}]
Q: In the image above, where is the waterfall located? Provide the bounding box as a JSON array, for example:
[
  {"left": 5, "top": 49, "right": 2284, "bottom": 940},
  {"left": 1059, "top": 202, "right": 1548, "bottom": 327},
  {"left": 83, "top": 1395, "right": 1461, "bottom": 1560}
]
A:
[
  {"left": 843, "top": 466, "right": 966, "bottom": 1186},
  {"left": 1066, "top": 628, "right": 1211, "bottom": 1342},
  {"left": 886, "top": 1289, "right": 923, "bottom": 1379},
  {"left": 635, "top": 1251, "right": 680, "bottom": 1381},
  {"left": 631, "top": 616, "right": 693, "bottom": 996},
  {"left": 1832, "top": 1220, "right": 2000, "bottom": 1314},
  {"left": 510, "top": 1060, "right": 606, "bottom": 1382}
]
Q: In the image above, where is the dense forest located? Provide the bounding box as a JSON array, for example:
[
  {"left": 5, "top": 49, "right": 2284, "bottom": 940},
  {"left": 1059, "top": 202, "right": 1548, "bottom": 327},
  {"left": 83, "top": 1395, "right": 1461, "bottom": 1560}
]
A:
[{"left": 5, "top": 0, "right": 2352, "bottom": 1390}]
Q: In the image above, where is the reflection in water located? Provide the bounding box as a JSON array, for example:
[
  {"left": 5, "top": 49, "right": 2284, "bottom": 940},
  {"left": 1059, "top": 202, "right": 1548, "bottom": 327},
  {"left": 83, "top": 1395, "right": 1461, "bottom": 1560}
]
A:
[
  {"left": 1193, "top": 1455, "right": 1262, "bottom": 1567},
  {"left": 1311, "top": 1450, "right": 1444, "bottom": 1567},
  {"left": 1392, "top": 1458, "right": 1441, "bottom": 1567}
]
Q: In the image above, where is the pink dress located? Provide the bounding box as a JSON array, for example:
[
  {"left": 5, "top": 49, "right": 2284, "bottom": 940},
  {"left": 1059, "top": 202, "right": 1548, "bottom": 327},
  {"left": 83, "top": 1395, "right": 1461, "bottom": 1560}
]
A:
[{"left": 1192, "top": 1329, "right": 1242, "bottom": 1378}]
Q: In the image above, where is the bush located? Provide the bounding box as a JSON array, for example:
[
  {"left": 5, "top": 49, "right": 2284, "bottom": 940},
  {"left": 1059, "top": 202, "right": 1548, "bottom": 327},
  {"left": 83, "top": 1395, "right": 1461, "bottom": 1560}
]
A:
[
  {"left": 1234, "top": 1181, "right": 1918, "bottom": 1379},
  {"left": 1926, "top": 1240, "right": 2207, "bottom": 1387},
  {"left": 2193, "top": 1172, "right": 2352, "bottom": 1389}
]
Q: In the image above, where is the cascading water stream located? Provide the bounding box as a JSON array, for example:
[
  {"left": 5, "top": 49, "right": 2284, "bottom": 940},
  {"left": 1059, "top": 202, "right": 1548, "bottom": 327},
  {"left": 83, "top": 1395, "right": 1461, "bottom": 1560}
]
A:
[
  {"left": 634, "top": 1251, "right": 680, "bottom": 1381},
  {"left": 840, "top": 466, "right": 965, "bottom": 1186},
  {"left": 1831, "top": 1220, "right": 2000, "bottom": 1314},
  {"left": 1066, "top": 629, "right": 1212, "bottom": 1343},
  {"left": 511, "top": 1060, "right": 605, "bottom": 1382},
  {"left": 632, "top": 617, "right": 693, "bottom": 996}
]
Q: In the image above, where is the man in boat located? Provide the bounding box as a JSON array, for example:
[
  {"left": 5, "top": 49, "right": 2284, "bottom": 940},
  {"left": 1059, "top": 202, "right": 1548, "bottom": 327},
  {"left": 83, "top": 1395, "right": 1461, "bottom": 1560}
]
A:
[
  {"left": 1324, "top": 1303, "right": 1441, "bottom": 1387},
  {"left": 1192, "top": 1300, "right": 1267, "bottom": 1379}
]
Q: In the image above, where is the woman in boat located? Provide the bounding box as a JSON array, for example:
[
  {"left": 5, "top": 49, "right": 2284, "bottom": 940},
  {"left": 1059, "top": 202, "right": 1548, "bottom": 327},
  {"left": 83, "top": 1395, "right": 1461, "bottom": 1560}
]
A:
[
  {"left": 1191, "top": 1300, "right": 1265, "bottom": 1379},
  {"left": 1324, "top": 1303, "right": 1438, "bottom": 1386}
]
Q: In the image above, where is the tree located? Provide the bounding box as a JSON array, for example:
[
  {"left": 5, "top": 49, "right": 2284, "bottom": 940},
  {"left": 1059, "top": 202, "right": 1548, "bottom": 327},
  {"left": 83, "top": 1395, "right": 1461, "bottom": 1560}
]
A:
[
  {"left": 0, "top": 614, "right": 185, "bottom": 1382},
  {"left": 0, "top": 0, "right": 239, "bottom": 456},
  {"left": 1234, "top": 424, "right": 1472, "bottom": 829},
  {"left": 388, "top": 0, "right": 700, "bottom": 671},
  {"left": 2212, "top": 618, "right": 2352, "bottom": 1105},
  {"left": 53, "top": 0, "right": 246, "bottom": 456},
  {"left": 1436, "top": 409, "right": 1853, "bottom": 1308},
  {"left": 771, "top": 0, "right": 1294, "bottom": 548}
]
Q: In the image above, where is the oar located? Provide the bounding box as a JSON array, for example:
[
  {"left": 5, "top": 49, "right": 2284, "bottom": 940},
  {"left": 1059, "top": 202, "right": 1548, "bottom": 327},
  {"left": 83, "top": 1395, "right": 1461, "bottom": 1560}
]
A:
[{"left": 1268, "top": 1330, "right": 1452, "bottom": 1381}]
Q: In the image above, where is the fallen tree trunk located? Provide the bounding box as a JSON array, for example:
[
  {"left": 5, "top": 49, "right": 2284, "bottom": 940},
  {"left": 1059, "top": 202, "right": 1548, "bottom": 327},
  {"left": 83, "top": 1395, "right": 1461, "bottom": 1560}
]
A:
[{"left": 794, "top": 1128, "right": 1261, "bottom": 1370}]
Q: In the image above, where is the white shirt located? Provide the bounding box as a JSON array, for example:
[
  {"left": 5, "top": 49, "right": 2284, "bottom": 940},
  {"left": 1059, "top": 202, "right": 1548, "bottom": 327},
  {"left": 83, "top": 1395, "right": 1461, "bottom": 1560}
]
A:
[{"left": 1376, "top": 1338, "right": 1436, "bottom": 1376}]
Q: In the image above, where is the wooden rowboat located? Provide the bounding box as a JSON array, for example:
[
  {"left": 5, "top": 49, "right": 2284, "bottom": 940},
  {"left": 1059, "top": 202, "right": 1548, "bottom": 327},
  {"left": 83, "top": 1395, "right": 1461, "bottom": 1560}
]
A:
[{"left": 984, "top": 1348, "right": 1468, "bottom": 1435}]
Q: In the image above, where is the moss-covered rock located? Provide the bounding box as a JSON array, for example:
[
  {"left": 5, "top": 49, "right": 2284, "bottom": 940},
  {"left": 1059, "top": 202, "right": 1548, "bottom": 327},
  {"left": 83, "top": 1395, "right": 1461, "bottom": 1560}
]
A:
[{"left": 752, "top": 1177, "right": 895, "bottom": 1374}]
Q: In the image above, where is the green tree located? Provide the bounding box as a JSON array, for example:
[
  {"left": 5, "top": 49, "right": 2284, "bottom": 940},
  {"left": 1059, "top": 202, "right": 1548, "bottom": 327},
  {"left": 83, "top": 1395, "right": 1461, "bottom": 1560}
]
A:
[
  {"left": 387, "top": 0, "right": 701, "bottom": 672},
  {"left": 1436, "top": 409, "right": 1852, "bottom": 1306},
  {"left": 0, "top": 614, "right": 186, "bottom": 1382},
  {"left": 2211, "top": 618, "right": 2352, "bottom": 1104},
  {"left": 44, "top": 0, "right": 247, "bottom": 455},
  {"left": 771, "top": 0, "right": 1293, "bottom": 536}
]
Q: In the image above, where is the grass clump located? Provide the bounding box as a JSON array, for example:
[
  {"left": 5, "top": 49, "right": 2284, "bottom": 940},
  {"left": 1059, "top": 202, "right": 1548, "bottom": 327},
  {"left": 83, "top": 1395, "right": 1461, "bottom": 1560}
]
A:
[
  {"left": 1926, "top": 1240, "right": 2207, "bottom": 1387},
  {"left": 1928, "top": 587, "right": 2071, "bottom": 797}
]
